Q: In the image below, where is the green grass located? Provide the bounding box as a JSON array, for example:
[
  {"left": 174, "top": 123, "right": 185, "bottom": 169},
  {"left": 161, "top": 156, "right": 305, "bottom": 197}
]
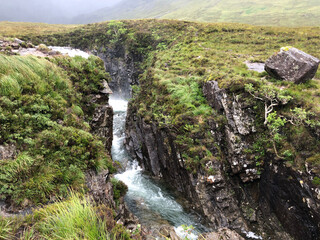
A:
[
  {"left": 35, "top": 193, "right": 114, "bottom": 240},
  {"left": 0, "top": 54, "right": 114, "bottom": 206},
  {"left": 0, "top": 21, "right": 80, "bottom": 38},
  {"left": 0, "top": 75, "right": 21, "bottom": 97},
  {"left": 2, "top": 193, "right": 134, "bottom": 240},
  {"left": 0, "top": 217, "right": 14, "bottom": 240}
]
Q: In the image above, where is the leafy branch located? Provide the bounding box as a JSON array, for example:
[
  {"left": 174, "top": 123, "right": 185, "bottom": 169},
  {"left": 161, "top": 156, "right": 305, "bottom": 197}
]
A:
[{"left": 245, "top": 83, "right": 292, "bottom": 125}]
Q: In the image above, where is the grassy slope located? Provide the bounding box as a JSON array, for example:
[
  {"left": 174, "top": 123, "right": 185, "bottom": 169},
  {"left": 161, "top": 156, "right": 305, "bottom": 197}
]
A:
[
  {"left": 0, "top": 22, "right": 80, "bottom": 38},
  {"left": 73, "top": 0, "right": 320, "bottom": 27}
]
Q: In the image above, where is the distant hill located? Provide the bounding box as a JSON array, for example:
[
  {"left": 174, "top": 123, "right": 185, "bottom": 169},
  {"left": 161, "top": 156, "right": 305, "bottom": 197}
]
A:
[
  {"left": 72, "top": 0, "right": 320, "bottom": 26},
  {"left": 0, "top": 0, "right": 121, "bottom": 24}
]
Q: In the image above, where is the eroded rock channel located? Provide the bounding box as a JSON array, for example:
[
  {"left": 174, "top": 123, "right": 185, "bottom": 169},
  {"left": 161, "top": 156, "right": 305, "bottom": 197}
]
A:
[{"left": 96, "top": 43, "right": 320, "bottom": 240}]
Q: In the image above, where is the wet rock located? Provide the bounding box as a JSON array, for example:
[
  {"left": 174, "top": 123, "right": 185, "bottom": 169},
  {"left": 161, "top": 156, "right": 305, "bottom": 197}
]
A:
[
  {"left": 90, "top": 93, "right": 113, "bottom": 153},
  {"left": 265, "top": 47, "right": 320, "bottom": 84},
  {"left": 10, "top": 42, "right": 20, "bottom": 50},
  {"left": 169, "top": 230, "right": 182, "bottom": 240},
  {"left": 48, "top": 50, "right": 60, "bottom": 56},
  {"left": 200, "top": 228, "right": 245, "bottom": 240},
  {"left": 101, "top": 80, "right": 113, "bottom": 94},
  {"left": 96, "top": 45, "right": 141, "bottom": 99},
  {"left": 151, "top": 226, "right": 181, "bottom": 240},
  {"left": 260, "top": 163, "right": 320, "bottom": 240},
  {"left": 0, "top": 144, "right": 16, "bottom": 160}
]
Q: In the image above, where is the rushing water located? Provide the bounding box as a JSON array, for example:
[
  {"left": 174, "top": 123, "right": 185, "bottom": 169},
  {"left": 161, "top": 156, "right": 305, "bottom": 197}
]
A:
[
  {"left": 48, "top": 46, "right": 91, "bottom": 58},
  {"left": 109, "top": 97, "right": 207, "bottom": 239}
]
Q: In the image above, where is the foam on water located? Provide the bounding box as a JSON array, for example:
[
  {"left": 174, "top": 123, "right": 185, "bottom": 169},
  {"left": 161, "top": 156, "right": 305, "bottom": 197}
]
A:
[
  {"left": 48, "top": 46, "right": 91, "bottom": 59},
  {"left": 109, "top": 98, "right": 128, "bottom": 112}
]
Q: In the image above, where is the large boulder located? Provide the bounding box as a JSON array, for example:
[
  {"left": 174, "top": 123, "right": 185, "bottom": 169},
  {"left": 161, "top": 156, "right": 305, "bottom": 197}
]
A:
[{"left": 265, "top": 47, "right": 320, "bottom": 84}]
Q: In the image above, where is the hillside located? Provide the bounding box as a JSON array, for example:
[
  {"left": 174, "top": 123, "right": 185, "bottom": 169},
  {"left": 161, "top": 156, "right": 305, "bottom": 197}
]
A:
[
  {"left": 0, "top": 0, "right": 121, "bottom": 24},
  {"left": 0, "top": 20, "right": 320, "bottom": 239},
  {"left": 72, "top": 0, "right": 320, "bottom": 26}
]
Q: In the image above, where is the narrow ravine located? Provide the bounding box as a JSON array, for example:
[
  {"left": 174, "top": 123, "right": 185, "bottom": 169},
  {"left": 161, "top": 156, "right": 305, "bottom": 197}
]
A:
[{"left": 109, "top": 97, "right": 208, "bottom": 239}]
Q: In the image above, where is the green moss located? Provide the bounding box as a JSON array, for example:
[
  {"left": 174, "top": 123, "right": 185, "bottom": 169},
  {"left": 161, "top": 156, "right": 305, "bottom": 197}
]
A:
[
  {"left": 111, "top": 178, "right": 128, "bottom": 202},
  {"left": 312, "top": 177, "right": 320, "bottom": 186}
]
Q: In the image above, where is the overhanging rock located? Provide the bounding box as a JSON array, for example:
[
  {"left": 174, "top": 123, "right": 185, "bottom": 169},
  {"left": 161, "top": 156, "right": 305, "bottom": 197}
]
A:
[{"left": 265, "top": 47, "right": 320, "bottom": 84}]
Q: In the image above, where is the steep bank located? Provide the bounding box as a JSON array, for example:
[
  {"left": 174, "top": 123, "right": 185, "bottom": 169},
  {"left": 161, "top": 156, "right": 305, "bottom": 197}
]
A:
[{"left": 0, "top": 45, "right": 141, "bottom": 238}]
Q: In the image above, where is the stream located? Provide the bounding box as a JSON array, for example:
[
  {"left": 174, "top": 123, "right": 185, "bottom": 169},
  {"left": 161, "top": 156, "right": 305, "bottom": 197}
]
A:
[{"left": 109, "top": 98, "right": 208, "bottom": 239}]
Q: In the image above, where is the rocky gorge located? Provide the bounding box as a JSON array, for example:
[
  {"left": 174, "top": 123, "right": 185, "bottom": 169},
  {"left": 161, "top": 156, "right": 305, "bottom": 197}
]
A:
[{"left": 1, "top": 20, "right": 320, "bottom": 239}]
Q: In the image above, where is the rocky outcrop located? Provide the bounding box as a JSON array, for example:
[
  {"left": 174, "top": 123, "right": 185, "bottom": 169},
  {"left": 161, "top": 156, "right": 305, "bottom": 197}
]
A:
[
  {"left": 260, "top": 163, "right": 320, "bottom": 240},
  {"left": 203, "top": 80, "right": 320, "bottom": 239},
  {"left": 86, "top": 169, "right": 113, "bottom": 207},
  {"left": 125, "top": 79, "right": 320, "bottom": 239},
  {"left": 265, "top": 47, "right": 320, "bottom": 84},
  {"left": 203, "top": 81, "right": 259, "bottom": 183},
  {"left": 125, "top": 106, "right": 249, "bottom": 233},
  {"left": 89, "top": 85, "right": 113, "bottom": 153}
]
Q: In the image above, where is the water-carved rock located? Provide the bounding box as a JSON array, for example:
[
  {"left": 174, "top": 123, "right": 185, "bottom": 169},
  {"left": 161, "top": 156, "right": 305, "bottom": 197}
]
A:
[
  {"left": 265, "top": 47, "right": 320, "bottom": 84},
  {"left": 90, "top": 93, "right": 113, "bottom": 153}
]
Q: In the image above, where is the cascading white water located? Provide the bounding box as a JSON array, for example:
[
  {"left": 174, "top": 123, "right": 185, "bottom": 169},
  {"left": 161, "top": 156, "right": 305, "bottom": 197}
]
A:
[{"left": 109, "top": 97, "right": 206, "bottom": 239}]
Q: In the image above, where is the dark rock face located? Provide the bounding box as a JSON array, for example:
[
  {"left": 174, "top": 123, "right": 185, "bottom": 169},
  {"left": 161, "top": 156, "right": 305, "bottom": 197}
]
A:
[
  {"left": 125, "top": 106, "right": 248, "bottom": 232},
  {"left": 203, "top": 80, "right": 320, "bottom": 239},
  {"left": 89, "top": 92, "right": 113, "bottom": 153},
  {"left": 96, "top": 44, "right": 142, "bottom": 99},
  {"left": 261, "top": 163, "right": 320, "bottom": 240},
  {"left": 265, "top": 47, "right": 320, "bottom": 84},
  {"left": 86, "top": 169, "right": 114, "bottom": 207}
]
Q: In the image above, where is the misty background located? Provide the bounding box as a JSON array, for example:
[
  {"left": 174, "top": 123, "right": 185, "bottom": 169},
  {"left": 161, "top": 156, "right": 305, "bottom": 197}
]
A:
[{"left": 0, "top": 0, "right": 122, "bottom": 24}]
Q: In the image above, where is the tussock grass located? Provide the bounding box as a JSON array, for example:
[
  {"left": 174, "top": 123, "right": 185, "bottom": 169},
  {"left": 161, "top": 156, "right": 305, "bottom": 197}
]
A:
[
  {"left": 0, "top": 55, "right": 71, "bottom": 97},
  {"left": 35, "top": 193, "right": 113, "bottom": 240},
  {"left": 0, "top": 75, "right": 21, "bottom": 97}
]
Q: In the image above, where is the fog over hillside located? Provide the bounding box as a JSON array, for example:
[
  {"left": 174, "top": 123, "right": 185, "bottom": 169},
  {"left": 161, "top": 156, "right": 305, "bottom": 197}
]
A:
[
  {"left": 0, "top": 0, "right": 319, "bottom": 26},
  {"left": 0, "top": 0, "right": 122, "bottom": 23}
]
